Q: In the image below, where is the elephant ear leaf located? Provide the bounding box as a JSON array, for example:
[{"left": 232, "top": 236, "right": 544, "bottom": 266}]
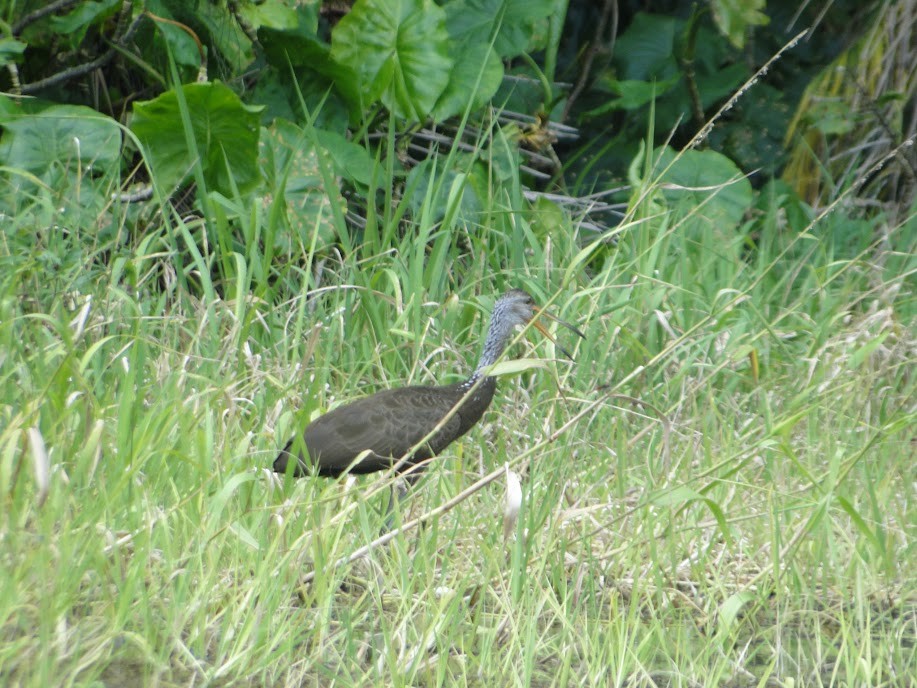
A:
[
  {"left": 0, "top": 102, "right": 121, "bottom": 176},
  {"left": 330, "top": 0, "right": 453, "bottom": 120},
  {"left": 131, "top": 82, "right": 263, "bottom": 196},
  {"left": 444, "top": 0, "right": 556, "bottom": 57},
  {"left": 432, "top": 39, "right": 503, "bottom": 122}
]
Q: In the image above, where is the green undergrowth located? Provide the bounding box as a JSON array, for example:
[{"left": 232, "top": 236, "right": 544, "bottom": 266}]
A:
[{"left": 1, "top": 147, "right": 915, "bottom": 687}]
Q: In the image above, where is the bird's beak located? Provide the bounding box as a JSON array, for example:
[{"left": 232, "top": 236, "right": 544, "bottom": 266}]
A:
[{"left": 531, "top": 309, "right": 586, "bottom": 361}]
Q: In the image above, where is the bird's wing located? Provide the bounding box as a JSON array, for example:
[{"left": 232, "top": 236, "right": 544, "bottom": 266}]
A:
[{"left": 304, "top": 386, "right": 464, "bottom": 471}]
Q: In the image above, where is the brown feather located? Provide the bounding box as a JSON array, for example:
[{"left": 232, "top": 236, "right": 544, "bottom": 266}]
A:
[{"left": 273, "top": 377, "right": 496, "bottom": 477}]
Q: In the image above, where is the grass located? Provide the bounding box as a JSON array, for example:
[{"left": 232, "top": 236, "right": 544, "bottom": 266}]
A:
[{"left": 1, "top": 127, "right": 915, "bottom": 688}]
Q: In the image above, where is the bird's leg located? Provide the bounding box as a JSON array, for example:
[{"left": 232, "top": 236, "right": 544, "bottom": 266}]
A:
[
  {"left": 379, "top": 479, "right": 410, "bottom": 534},
  {"left": 379, "top": 462, "right": 429, "bottom": 533}
]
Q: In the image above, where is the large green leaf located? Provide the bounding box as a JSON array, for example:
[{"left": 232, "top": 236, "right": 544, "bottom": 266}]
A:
[
  {"left": 431, "top": 39, "right": 504, "bottom": 121},
  {"left": 653, "top": 146, "right": 753, "bottom": 229},
  {"left": 313, "top": 129, "right": 375, "bottom": 187},
  {"left": 0, "top": 100, "right": 121, "bottom": 175},
  {"left": 444, "top": 0, "right": 555, "bottom": 57},
  {"left": 130, "top": 82, "right": 263, "bottom": 196},
  {"left": 260, "top": 22, "right": 322, "bottom": 68},
  {"left": 330, "top": 0, "right": 453, "bottom": 120},
  {"left": 404, "top": 157, "right": 486, "bottom": 223},
  {"left": 260, "top": 32, "right": 362, "bottom": 119},
  {"left": 614, "top": 13, "right": 680, "bottom": 81},
  {"left": 585, "top": 77, "right": 680, "bottom": 116}
]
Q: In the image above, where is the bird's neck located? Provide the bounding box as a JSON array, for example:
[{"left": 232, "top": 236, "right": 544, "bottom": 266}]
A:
[
  {"left": 460, "top": 369, "right": 498, "bottom": 393},
  {"left": 470, "top": 314, "right": 515, "bottom": 378}
]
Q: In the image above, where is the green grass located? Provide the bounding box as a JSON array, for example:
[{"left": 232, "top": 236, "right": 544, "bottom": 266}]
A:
[{"left": 1, "top": 138, "right": 915, "bottom": 687}]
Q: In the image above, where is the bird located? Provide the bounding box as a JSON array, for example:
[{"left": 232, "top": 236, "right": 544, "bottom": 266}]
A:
[{"left": 273, "top": 289, "right": 584, "bottom": 480}]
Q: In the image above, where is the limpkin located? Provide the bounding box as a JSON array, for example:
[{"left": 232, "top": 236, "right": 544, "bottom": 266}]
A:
[{"left": 273, "top": 289, "right": 584, "bottom": 480}]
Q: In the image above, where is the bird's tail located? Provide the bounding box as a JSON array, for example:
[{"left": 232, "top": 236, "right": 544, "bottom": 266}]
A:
[{"left": 273, "top": 438, "right": 301, "bottom": 476}]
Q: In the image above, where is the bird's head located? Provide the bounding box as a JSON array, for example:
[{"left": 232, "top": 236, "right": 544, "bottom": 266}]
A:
[{"left": 492, "top": 289, "right": 585, "bottom": 360}]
